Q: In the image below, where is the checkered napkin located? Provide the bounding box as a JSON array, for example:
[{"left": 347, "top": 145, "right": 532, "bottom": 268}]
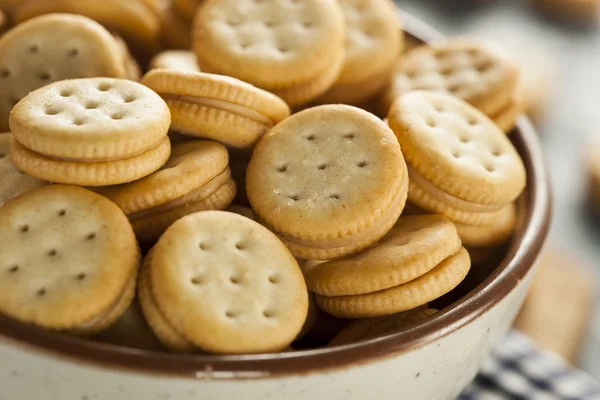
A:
[{"left": 459, "top": 331, "right": 600, "bottom": 400}]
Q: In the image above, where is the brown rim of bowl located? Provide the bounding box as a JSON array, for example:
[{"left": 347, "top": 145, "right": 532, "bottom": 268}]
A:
[{"left": 0, "top": 10, "right": 551, "bottom": 379}]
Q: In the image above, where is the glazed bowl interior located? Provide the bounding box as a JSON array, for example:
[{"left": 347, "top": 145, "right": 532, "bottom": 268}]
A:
[{"left": 0, "top": 11, "right": 551, "bottom": 377}]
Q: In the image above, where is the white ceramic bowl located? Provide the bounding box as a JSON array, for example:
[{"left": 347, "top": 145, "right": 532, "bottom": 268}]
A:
[{"left": 0, "top": 11, "right": 551, "bottom": 400}]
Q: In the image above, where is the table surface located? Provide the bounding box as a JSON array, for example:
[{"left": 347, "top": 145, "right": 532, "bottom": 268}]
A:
[{"left": 395, "top": 0, "right": 600, "bottom": 377}]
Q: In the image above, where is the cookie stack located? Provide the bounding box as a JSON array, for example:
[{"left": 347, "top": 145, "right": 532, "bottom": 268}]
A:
[
  {"left": 0, "top": 133, "right": 45, "bottom": 206},
  {"left": 103, "top": 141, "right": 236, "bottom": 243},
  {"left": 304, "top": 215, "right": 470, "bottom": 318},
  {"left": 382, "top": 39, "right": 521, "bottom": 133},
  {"left": 387, "top": 91, "right": 526, "bottom": 258},
  {"left": 139, "top": 211, "right": 308, "bottom": 353},
  {"left": 9, "top": 78, "right": 172, "bottom": 186}
]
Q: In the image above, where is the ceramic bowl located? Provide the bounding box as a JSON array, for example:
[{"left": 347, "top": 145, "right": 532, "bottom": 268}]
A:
[{"left": 0, "top": 10, "right": 551, "bottom": 400}]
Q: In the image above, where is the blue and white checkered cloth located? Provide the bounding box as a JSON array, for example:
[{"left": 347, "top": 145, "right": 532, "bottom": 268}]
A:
[{"left": 459, "top": 332, "right": 600, "bottom": 400}]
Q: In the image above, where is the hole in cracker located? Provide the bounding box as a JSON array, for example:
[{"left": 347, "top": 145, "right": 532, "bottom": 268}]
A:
[
  {"left": 263, "top": 310, "right": 275, "bottom": 318},
  {"left": 452, "top": 151, "right": 461, "bottom": 159},
  {"left": 268, "top": 274, "right": 280, "bottom": 284},
  {"left": 235, "top": 242, "right": 245, "bottom": 250},
  {"left": 72, "top": 118, "right": 85, "bottom": 126},
  {"left": 68, "top": 48, "right": 79, "bottom": 57},
  {"left": 111, "top": 113, "right": 124, "bottom": 120},
  {"left": 277, "top": 47, "right": 289, "bottom": 54},
  {"left": 38, "top": 72, "right": 50, "bottom": 81},
  {"left": 475, "top": 60, "right": 492, "bottom": 73},
  {"left": 198, "top": 242, "right": 207, "bottom": 250},
  {"left": 29, "top": 45, "right": 39, "bottom": 53},
  {"left": 302, "top": 21, "right": 314, "bottom": 28},
  {"left": 289, "top": 195, "right": 300, "bottom": 201},
  {"left": 306, "top": 135, "right": 315, "bottom": 141},
  {"left": 191, "top": 277, "right": 203, "bottom": 285},
  {"left": 468, "top": 117, "right": 478, "bottom": 126},
  {"left": 343, "top": 133, "right": 354, "bottom": 140},
  {"left": 58, "top": 209, "right": 66, "bottom": 216},
  {"left": 277, "top": 164, "right": 288, "bottom": 172},
  {"left": 440, "top": 65, "right": 454, "bottom": 75},
  {"left": 76, "top": 273, "right": 86, "bottom": 281},
  {"left": 45, "top": 107, "right": 59, "bottom": 115},
  {"left": 358, "top": 161, "right": 368, "bottom": 168},
  {"left": 0, "top": 69, "right": 9, "bottom": 78},
  {"left": 230, "top": 276, "right": 241, "bottom": 284},
  {"left": 460, "top": 136, "right": 470, "bottom": 143},
  {"left": 265, "top": 20, "right": 275, "bottom": 28},
  {"left": 37, "top": 288, "right": 46, "bottom": 297},
  {"left": 329, "top": 194, "right": 340, "bottom": 200},
  {"left": 226, "top": 19, "right": 240, "bottom": 27},
  {"left": 59, "top": 89, "right": 72, "bottom": 97},
  {"left": 8, "top": 265, "right": 18, "bottom": 273},
  {"left": 97, "top": 83, "right": 111, "bottom": 91},
  {"left": 84, "top": 102, "right": 99, "bottom": 110},
  {"left": 225, "top": 310, "right": 237, "bottom": 318},
  {"left": 434, "top": 104, "right": 444, "bottom": 112},
  {"left": 485, "top": 164, "right": 496, "bottom": 173},
  {"left": 426, "top": 118, "right": 437, "bottom": 128},
  {"left": 20, "top": 225, "right": 29, "bottom": 233},
  {"left": 86, "top": 233, "right": 96, "bottom": 240},
  {"left": 47, "top": 249, "right": 57, "bottom": 257},
  {"left": 123, "top": 95, "right": 136, "bottom": 103},
  {"left": 447, "top": 84, "right": 461, "bottom": 94},
  {"left": 492, "top": 149, "right": 502, "bottom": 157},
  {"left": 318, "top": 164, "right": 327, "bottom": 170},
  {"left": 240, "top": 42, "right": 251, "bottom": 50}
]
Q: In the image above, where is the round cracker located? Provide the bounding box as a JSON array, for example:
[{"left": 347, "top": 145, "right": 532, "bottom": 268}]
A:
[
  {"left": 317, "top": 247, "right": 471, "bottom": 318},
  {"left": 0, "top": 133, "right": 46, "bottom": 206},
  {"left": 0, "top": 14, "right": 126, "bottom": 131},
  {"left": 382, "top": 39, "right": 519, "bottom": 116},
  {"left": 192, "top": 0, "right": 345, "bottom": 100},
  {"left": 304, "top": 215, "right": 462, "bottom": 296},
  {"left": 10, "top": 78, "right": 171, "bottom": 161},
  {"left": 150, "top": 211, "right": 308, "bottom": 354},
  {"left": 141, "top": 70, "right": 291, "bottom": 148},
  {"left": 10, "top": 137, "right": 171, "bottom": 187},
  {"left": 0, "top": 185, "right": 139, "bottom": 329},
  {"left": 247, "top": 104, "right": 407, "bottom": 245},
  {"left": 388, "top": 91, "right": 526, "bottom": 206}
]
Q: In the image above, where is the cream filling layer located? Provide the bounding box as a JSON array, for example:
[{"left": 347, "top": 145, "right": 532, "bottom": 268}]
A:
[
  {"left": 129, "top": 167, "right": 231, "bottom": 220},
  {"left": 407, "top": 164, "right": 504, "bottom": 213},
  {"left": 275, "top": 177, "right": 408, "bottom": 250},
  {"left": 161, "top": 94, "right": 273, "bottom": 127}
]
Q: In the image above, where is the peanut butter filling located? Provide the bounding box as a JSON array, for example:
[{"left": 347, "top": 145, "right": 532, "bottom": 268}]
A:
[
  {"left": 407, "top": 164, "right": 505, "bottom": 213},
  {"left": 162, "top": 94, "right": 274, "bottom": 127}
]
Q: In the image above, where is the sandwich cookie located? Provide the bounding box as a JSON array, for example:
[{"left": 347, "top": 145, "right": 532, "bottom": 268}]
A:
[
  {"left": 141, "top": 70, "right": 290, "bottom": 148},
  {"left": 381, "top": 39, "right": 519, "bottom": 117},
  {"left": 0, "top": 185, "right": 139, "bottom": 333},
  {"left": 247, "top": 104, "right": 408, "bottom": 260},
  {"left": 0, "top": 13, "right": 127, "bottom": 131},
  {"left": 103, "top": 140, "right": 235, "bottom": 243},
  {"left": 192, "top": 0, "right": 346, "bottom": 107},
  {"left": 147, "top": 211, "right": 309, "bottom": 353},
  {"left": 9, "top": 78, "right": 171, "bottom": 186},
  {"left": 387, "top": 91, "right": 526, "bottom": 225}
]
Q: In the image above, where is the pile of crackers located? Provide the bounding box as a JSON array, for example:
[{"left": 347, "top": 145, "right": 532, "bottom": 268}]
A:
[{"left": 0, "top": 0, "right": 526, "bottom": 355}]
